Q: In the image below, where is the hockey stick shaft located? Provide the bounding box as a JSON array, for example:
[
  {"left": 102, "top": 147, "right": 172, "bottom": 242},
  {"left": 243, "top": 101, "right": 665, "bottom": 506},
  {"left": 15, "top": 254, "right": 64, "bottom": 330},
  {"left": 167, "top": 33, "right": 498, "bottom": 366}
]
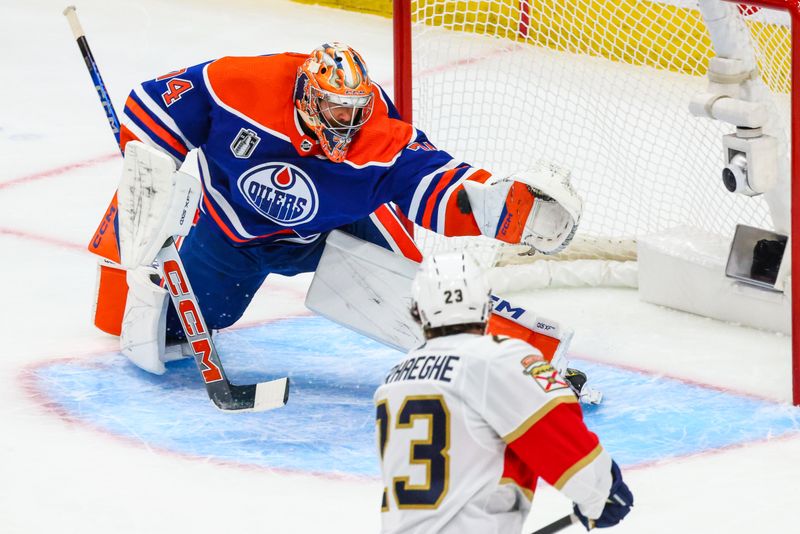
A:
[
  {"left": 158, "top": 238, "right": 289, "bottom": 411},
  {"left": 63, "top": 6, "right": 121, "bottom": 145},
  {"left": 63, "top": 7, "right": 288, "bottom": 411},
  {"left": 530, "top": 513, "right": 580, "bottom": 534}
]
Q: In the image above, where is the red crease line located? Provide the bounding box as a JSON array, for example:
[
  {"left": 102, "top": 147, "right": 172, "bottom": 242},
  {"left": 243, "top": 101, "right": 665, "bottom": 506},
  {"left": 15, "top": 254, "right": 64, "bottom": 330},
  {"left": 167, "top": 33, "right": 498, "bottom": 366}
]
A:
[
  {"left": 0, "top": 152, "right": 119, "bottom": 190},
  {"left": 0, "top": 227, "right": 85, "bottom": 252}
]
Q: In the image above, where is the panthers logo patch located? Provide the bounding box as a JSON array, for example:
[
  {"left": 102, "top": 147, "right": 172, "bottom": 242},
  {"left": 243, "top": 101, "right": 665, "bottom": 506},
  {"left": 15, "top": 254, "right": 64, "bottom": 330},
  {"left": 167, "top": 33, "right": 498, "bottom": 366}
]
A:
[{"left": 520, "top": 356, "right": 570, "bottom": 393}]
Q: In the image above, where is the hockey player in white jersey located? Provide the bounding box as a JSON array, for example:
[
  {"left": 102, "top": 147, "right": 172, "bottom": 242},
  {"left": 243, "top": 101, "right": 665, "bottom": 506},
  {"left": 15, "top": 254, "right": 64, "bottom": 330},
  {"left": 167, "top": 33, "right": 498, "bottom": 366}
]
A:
[{"left": 374, "top": 252, "right": 633, "bottom": 533}]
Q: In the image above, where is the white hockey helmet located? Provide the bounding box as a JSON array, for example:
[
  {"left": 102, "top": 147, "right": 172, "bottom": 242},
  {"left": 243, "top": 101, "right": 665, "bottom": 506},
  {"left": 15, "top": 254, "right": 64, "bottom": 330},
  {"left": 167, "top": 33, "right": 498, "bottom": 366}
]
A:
[{"left": 411, "top": 251, "right": 492, "bottom": 331}]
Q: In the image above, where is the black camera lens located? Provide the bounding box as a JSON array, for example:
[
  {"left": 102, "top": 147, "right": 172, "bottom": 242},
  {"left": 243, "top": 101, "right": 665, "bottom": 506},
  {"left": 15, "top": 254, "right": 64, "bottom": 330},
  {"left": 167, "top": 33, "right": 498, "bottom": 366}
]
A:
[{"left": 722, "top": 168, "right": 737, "bottom": 192}]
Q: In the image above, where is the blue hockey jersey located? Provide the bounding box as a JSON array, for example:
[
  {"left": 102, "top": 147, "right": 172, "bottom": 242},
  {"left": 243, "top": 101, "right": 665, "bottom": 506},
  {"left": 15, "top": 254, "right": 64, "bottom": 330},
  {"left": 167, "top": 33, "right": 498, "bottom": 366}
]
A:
[{"left": 115, "top": 53, "right": 493, "bottom": 250}]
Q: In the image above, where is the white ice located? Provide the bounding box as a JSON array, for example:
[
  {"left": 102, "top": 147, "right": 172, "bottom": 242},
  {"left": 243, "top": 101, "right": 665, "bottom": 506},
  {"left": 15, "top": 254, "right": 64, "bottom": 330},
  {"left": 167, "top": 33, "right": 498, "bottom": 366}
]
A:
[{"left": 1, "top": 1, "right": 798, "bottom": 533}]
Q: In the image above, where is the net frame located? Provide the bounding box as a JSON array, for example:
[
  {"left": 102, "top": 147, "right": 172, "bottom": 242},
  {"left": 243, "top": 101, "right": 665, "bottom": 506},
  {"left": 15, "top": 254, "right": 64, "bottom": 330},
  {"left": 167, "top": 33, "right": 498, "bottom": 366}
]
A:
[{"left": 392, "top": 0, "right": 800, "bottom": 404}]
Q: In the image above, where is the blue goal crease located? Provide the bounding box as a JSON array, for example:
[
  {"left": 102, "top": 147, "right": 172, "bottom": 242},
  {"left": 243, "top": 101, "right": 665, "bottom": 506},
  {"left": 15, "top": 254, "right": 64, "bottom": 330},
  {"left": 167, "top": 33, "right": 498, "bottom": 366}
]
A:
[{"left": 29, "top": 316, "right": 800, "bottom": 476}]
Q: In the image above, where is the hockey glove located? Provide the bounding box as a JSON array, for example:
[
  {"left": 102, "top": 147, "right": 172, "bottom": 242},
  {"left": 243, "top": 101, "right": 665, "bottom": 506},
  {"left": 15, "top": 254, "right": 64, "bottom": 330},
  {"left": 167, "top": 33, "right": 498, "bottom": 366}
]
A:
[
  {"left": 564, "top": 368, "right": 587, "bottom": 394},
  {"left": 573, "top": 460, "right": 633, "bottom": 530},
  {"left": 564, "top": 367, "right": 603, "bottom": 405},
  {"left": 462, "top": 161, "right": 582, "bottom": 254}
]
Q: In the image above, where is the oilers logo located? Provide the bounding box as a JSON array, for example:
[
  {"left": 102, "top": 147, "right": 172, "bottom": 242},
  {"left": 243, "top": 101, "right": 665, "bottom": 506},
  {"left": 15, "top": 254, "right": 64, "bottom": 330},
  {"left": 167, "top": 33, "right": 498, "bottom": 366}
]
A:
[{"left": 238, "top": 163, "right": 318, "bottom": 225}]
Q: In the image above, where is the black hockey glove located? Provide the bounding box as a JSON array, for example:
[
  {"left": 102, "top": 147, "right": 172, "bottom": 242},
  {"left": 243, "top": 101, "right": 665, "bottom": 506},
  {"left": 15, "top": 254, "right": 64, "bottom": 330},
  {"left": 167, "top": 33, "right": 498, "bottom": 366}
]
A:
[
  {"left": 564, "top": 368, "right": 587, "bottom": 395},
  {"left": 573, "top": 460, "right": 633, "bottom": 530}
]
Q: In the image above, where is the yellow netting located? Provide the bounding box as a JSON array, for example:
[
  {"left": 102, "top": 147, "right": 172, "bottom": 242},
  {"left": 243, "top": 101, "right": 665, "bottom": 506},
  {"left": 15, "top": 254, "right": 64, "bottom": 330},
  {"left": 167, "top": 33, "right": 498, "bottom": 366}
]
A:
[
  {"left": 294, "top": 0, "right": 790, "bottom": 93},
  {"left": 749, "top": 20, "right": 791, "bottom": 94},
  {"left": 414, "top": 0, "right": 790, "bottom": 92},
  {"left": 292, "top": 0, "right": 392, "bottom": 17}
]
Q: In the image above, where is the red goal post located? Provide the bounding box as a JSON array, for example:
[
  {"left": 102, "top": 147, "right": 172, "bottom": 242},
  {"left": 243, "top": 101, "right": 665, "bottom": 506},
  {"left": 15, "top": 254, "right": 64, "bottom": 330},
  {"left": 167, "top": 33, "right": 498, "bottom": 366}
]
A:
[{"left": 392, "top": 0, "right": 799, "bottom": 404}]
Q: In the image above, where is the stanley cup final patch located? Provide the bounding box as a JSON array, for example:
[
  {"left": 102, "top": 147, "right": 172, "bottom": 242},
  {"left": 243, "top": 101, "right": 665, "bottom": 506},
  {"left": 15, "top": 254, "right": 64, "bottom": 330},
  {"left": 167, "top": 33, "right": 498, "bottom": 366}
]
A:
[
  {"left": 520, "top": 356, "right": 570, "bottom": 393},
  {"left": 231, "top": 128, "right": 261, "bottom": 159}
]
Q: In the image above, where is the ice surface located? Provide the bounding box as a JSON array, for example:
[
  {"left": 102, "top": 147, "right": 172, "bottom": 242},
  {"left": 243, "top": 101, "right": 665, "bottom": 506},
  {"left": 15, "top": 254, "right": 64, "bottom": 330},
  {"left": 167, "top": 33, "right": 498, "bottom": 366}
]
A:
[
  {"left": 2, "top": 1, "right": 799, "bottom": 534},
  {"left": 25, "top": 317, "right": 800, "bottom": 476}
]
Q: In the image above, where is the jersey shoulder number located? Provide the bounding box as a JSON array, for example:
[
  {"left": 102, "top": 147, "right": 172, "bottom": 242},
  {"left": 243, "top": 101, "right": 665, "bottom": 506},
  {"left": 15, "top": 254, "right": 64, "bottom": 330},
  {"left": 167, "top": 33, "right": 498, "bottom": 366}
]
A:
[{"left": 161, "top": 78, "right": 194, "bottom": 106}]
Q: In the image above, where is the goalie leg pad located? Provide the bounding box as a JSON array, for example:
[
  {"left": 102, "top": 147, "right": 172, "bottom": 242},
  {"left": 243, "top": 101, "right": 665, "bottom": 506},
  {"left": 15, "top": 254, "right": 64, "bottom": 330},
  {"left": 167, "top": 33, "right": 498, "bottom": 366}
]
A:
[
  {"left": 306, "top": 231, "right": 582, "bottom": 365},
  {"left": 120, "top": 266, "right": 169, "bottom": 375}
]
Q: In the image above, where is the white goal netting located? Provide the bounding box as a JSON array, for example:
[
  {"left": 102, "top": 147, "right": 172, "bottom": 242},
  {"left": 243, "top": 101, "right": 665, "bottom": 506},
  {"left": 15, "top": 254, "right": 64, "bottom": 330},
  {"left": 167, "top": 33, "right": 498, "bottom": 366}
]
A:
[{"left": 406, "top": 0, "right": 792, "bottom": 279}]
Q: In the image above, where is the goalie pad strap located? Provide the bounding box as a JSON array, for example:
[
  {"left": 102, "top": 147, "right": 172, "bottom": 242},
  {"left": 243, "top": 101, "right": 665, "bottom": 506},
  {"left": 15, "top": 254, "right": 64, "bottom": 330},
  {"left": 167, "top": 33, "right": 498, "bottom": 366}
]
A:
[{"left": 494, "top": 181, "right": 536, "bottom": 244}]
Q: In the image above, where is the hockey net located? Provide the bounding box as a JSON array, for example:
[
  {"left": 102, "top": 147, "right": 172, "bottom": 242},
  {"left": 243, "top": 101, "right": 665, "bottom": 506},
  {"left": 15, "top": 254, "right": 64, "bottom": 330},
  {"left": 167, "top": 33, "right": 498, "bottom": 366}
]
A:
[{"left": 394, "top": 0, "right": 794, "bottom": 287}]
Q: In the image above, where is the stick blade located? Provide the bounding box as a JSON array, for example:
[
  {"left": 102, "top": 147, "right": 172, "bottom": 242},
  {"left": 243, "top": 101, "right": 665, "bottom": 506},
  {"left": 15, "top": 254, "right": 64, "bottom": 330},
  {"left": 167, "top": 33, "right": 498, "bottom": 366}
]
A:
[
  {"left": 209, "top": 377, "right": 290, "bottom": 413},
  {"left": 253, "top": 377, "right": 290, "bottom": 411}
]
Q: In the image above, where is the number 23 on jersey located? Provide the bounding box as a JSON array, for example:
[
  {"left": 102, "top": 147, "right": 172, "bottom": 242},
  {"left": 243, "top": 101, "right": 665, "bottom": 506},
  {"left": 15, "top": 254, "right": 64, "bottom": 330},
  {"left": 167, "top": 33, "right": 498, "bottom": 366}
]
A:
[{"left": 376, "top": 395, "right": 451, "bottom": 510}]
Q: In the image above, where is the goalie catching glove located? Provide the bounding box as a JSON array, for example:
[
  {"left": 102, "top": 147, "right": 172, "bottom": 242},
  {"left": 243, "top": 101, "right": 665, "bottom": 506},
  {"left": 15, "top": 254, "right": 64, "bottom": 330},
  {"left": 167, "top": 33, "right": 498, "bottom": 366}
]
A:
[{"left": 463, "top": 161, "right": 582, "bottom": 254}]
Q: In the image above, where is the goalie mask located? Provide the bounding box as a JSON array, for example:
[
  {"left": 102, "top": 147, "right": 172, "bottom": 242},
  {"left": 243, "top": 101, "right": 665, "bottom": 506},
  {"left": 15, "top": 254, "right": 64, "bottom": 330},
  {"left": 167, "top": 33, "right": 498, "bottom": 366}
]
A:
[
  {"left": 294, "top": 43, "right": 374, "bottom": 162},
  {"left": 411, "top": 251, "right": 492, "bottom": 332}
]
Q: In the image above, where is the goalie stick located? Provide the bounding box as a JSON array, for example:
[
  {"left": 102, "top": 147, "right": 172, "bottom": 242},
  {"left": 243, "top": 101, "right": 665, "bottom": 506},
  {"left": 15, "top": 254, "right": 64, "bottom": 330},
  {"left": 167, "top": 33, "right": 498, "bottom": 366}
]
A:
[
  {"left": 63, "top": 5, "right": 289, "bottom": 412},
  {"left": 62, "top": 6, "right": 120, "bottom": 145},
  {"left": 158, "top": 238, "right": 289, "bottom": 411}
]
